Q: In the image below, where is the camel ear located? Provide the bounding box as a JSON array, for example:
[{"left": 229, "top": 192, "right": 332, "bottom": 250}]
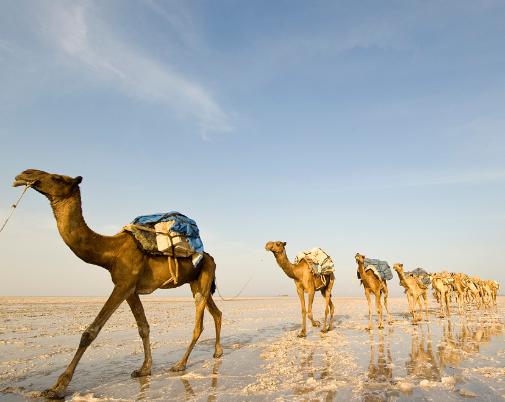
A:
[{"left": 74, "top": 176, "right": 83, "bottom": 184}]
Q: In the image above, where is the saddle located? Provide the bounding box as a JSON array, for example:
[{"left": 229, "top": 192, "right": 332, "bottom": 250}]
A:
[
  {"left": 406, "top": 267, "right": 431, "bottom": 289},
  {"left": 123, "top": 212, "right": 204, "bottom": 285},
  {"left": 294, "top": 247, "right": 334, "bottom": 290}
]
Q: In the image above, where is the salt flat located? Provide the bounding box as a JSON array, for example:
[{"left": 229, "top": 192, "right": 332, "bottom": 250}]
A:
[{"left": 0, "top": 296, "right": 504, "bottom": 401}]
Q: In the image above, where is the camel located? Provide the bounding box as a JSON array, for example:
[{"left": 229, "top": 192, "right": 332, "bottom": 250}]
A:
[
  {"left": 430, "top": 272, "right": 452, "bottom": 317},
  {"left": 488, "top": 280, "right": 500, "bottom": 306},
  {"left": 450, "top": 273, "right": 469, "bottom": 315},
  {"left": 13, "top": 169, "right": 223, "bottom": 399},
  {"left": 265, "top": 241, "right": 335, "bottom": 336},
  {"left": 355, "top": 253, "right": 393, "bottom": 330},
  {"left": 465, "top": 276, "right": 483, "bottom": 309},
  {"left": 393, "top": 264, "right": 428, "bottom": 323}
]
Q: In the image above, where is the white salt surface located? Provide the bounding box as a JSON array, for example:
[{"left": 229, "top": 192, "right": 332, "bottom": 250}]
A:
[{"left": 0, "top": 296, "right": 504, "bottom": 401}]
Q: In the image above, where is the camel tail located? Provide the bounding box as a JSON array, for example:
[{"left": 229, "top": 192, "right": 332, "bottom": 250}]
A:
[{"left": 211, "top": 278, "right": 216, "bottom": 295}]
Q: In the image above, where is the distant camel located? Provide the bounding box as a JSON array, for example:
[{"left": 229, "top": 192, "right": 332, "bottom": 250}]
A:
[
  {"left": 393, "top": 264, "right": 428, "bottom": 323},
  {"left": 431, "top": 272, "right": 452, "bottom": 317},
  {"left": 13, "top": 169, "right": 223, "bottom": 399},
  {"left": 265, "top": 241, "right": 335, "bottom": 336},
  {"left": 355, "top": 253, "right": 392, "bottom": 330}
]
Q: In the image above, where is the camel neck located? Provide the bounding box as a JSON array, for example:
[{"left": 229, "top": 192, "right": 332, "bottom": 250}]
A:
[
  {"left": 396, "top": 269, "right": 408, "bottom": 288},
  {"left": 357, "top": 261, "right": 366, "bottom": 275},
  {"left": 49, "top": 188, "right": 116, "bottom": 269},
  {"left": 274, "top": 251, "right": 296, "bottom": 279}
]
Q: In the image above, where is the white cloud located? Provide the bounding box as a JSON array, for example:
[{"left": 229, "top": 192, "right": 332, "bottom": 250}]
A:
[{"left": 43, "top": 3, "right": 232, "bottom": 138}]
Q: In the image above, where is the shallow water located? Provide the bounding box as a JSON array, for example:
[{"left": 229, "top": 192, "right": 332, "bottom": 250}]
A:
[{"left": 0, "top": 296, "right": 503, "bottom": 401}]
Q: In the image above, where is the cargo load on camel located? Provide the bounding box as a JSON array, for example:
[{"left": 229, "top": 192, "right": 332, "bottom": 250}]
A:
[
  {"left": 357, "top": 258, "right": 393, "bottom": 282},
  {"left": 406, "top": 267, "right": 431, "bottom": 288},
  {"left": 294, "top": 247, "right": 334, "bottom": 290},
  {"left": 123, "top": 212, "right": 204, "bottom": 285}
]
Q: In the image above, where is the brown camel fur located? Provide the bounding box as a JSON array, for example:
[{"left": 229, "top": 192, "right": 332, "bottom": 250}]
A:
[
  {"left": 265, "top": 241, "right": 335, "bottom": 336},
  {"left": 355, "top": 253, "right": 393, "bottom": 330},
  {"left": 13, "top": 169, "right": 223, "bottom": 399},
  {"left": 393, "top": 264, "right": 428, "bottom": 323},
  {"left": 431, "top": 272, "right": 452, "bottom": 317}
]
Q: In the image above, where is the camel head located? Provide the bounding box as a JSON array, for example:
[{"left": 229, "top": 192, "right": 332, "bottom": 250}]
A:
[
  {"left": 13, "top": 169, "right": 82, "bottom": 199},
  {"left": 393, "top": 263, "right": 404, "bottom": 273},
  {"left": 265, "top": 241, "right": 286, "bottom": 254},
  {"left": 355, "top": 253, "right": 365, "bottom": 264}
]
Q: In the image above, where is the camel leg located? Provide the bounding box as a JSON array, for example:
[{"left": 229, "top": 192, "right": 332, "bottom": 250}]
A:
[
  {"left": 321, "top": 279, "right": 334, "bottom": 332},
  {"left": 127, "top": 294, "right": 152, "bottom": 378},
  {"left": 458, "top": 292, "right": 464, "bottom": 315},
  {"left": 365, "top": 288, "right": 373, "bottom": 331},
  {"left": 438, "top": 290, "right": 446, "bottom": 318},
  {"left": 170, "top": 266, "right": 214, "bottom": 372},
  {"left": 406, "top": 292, "right": 415, "bottom": 323},
  {"left": 415, "top": 295, "right": 422, "bottom": 322},
  {"left": 422, "top": 292, "right": 429, "bottom": 321},
  {"left": 383, "top": 285, "right": 393, "bottom": 325},
  {"left": 42, "top": 285, "right": 134, "bottom": 399},
  {"left": 444, "top": 291, "right": 451, "bottom": 317},
  {"left": 296, "top": 285, "right": 307, "bottom": 337},
  {"left": 206, "top": 295, "right": 223, "bottom": 358},
  {"left": 328, "top": 297, "right": 335, "bottom": 331},
  {"left": 307, "top": 289, "right": 320, "bottom": 327},
  {"left": 375, "top": 292, "right": 384, "bottom": 329}
]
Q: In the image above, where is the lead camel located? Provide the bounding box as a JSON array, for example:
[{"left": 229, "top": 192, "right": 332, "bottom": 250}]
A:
[{"left": 12, "top": 169, "right": 223, "bottom": 399}]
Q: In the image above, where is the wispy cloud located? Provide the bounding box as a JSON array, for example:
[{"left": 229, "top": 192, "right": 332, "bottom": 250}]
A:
[{"left": 43, "top": 3, "right": 232, "bottom": 138}]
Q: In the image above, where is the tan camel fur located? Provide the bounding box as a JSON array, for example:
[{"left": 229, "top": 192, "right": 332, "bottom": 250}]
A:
[
  {"left": 488, "top": 280, "right": 500, "bottom": 306},
  {"left": 355, "top": 253, "right": 393, "bottom": 330},
  {"left": 393, "top": 264, "right": 428, "bottom": 323},
  {"left": 265, "top": 241, "right": 335, "bottom": 336},
  {"left": 465, "top": 276, "right": 483, "bottom": 308},
  {"left": 430, "top": 272, "right": 452, "bottom": 317},
  {"left": 13, "top": 169, "right": 223, "bottom": 399},
  {"left": 450, "top": 273, "right": 469, "bottom": 315}
]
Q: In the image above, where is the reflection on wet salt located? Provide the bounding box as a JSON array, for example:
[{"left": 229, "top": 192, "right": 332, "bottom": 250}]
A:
[{"left": 0, "top": 297, "right": 504, "bottom": 401}]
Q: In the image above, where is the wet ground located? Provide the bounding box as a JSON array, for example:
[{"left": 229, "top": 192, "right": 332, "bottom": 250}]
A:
[{"left": 0, "top": 296, "right": 503, "bottom": 401}]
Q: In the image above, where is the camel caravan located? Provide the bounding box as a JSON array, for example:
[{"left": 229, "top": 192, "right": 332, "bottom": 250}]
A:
[{"left": 7, "top": 169, "right": 502, "bottom": 398}]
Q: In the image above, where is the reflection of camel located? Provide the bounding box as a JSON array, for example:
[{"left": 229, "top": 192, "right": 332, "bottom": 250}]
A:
[
  {"left": 393, "top": 264, "right": 428, "bottom": 323},
  {"left": 355, "top": 253, "right": 392, "bottom": 330},
  {"left": 366, "top": 331, "right": 393, "bottom": 384},
  {"left": 405, "top": 325, "right": 440, "bottom": 381},
  {"left": 179, "top": 359, "right": 222, "bottom": 402},
  {"left": 438, "top": 319, "right": 504, "bottom": 369},
  {"left": 265, "top": 241, "right": 335, "bottom": 336},
  {"left": 13, "top": 169, "right": 223, "bottom": 399}
]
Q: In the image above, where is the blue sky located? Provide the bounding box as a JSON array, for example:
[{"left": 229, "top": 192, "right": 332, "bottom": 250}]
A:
[{"left": 0, "top": 0, "right": 504, "bottom": 297}]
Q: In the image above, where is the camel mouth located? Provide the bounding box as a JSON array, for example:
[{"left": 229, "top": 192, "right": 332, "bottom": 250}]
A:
[
  {"left": 12, "top": 179, "right": 28, "bottom": 187},
  {"left": 12, "top": 176, "right": 38, "bottom": 188}
]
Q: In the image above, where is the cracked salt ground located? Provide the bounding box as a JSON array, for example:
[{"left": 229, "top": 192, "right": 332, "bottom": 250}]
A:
[{"left": 0, "top": 297, "right": 504, "bottom": 401}]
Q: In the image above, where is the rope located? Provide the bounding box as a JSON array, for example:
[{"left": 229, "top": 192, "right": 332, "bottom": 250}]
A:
[
  {"left": 0, "top": 184, "right": 33, "bottom": 234},
  {"left": 216, "top": 275, "right": 253, "bottom": 302}
]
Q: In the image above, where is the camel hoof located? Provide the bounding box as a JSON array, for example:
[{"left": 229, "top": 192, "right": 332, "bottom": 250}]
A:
[
  {"left": 312, "top": 321, "right": 321, "bottom": 327},
  {"left": 213, "top": 346, "right": 223, "bottom": 358},
  {"left": 170, "top": 363, "right": 186, "bottom": 372},
  {"left": 297, "top": 331, "right": 306, "bottom": 338},
  {"left": 365, "top": 326, "right": 372, "bottom": 332},
  {"left": 131, "top": 368, "right": 151, "bottom": 378},
  {"left": 41, "top": 388, "right": 65, "bottom": 400},
  {"left": 378, "top": 324, "right": 384, "bottom": 330}
]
